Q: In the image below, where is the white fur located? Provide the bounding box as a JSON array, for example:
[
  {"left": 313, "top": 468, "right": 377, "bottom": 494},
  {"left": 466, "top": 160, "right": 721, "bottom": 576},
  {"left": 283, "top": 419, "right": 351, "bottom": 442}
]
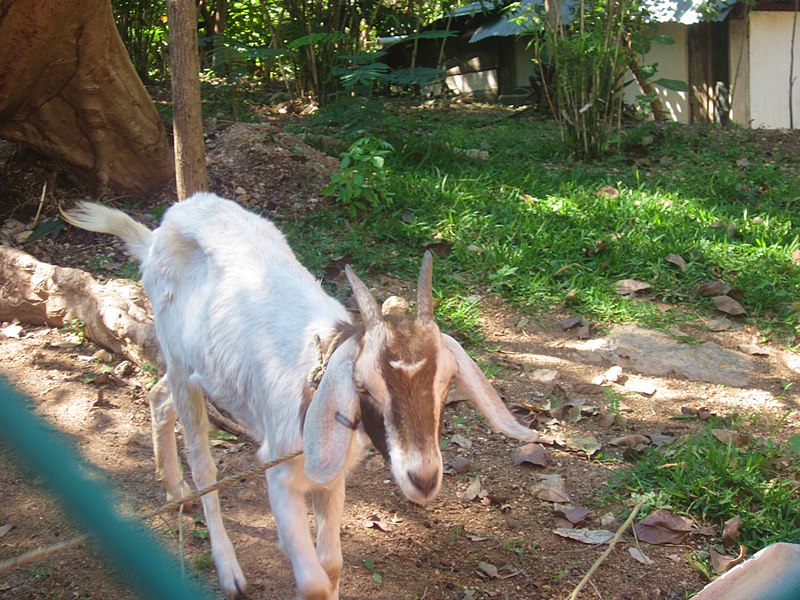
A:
[{"left": 61, "top": 192, "right": 538, "bottom": 600}]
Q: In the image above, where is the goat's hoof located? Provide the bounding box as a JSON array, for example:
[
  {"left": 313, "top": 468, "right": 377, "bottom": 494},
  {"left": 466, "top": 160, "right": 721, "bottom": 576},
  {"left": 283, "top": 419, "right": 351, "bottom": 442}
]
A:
[{"left": 218, "top": 560, "right": 247, "bottom": 599}]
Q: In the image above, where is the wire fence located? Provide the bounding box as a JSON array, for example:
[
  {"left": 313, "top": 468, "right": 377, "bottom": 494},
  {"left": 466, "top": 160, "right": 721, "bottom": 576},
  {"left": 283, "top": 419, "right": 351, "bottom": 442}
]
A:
[{"left": 0, "top": 377, "right": 216, "bottom": 599}]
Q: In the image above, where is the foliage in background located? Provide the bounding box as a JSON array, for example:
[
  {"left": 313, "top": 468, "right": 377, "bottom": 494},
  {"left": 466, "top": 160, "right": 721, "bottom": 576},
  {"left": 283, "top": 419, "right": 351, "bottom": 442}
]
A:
[{"left": 323, "top": 136, "right": 394, "bottom": 216}]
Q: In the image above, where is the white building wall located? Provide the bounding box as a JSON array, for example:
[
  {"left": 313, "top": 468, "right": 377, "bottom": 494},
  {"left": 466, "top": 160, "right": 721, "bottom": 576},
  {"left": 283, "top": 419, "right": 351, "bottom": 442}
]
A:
[
  {"left": 627, "top": 23, "right": 691, "bottom": 123},
  {"left": 748, "top": 11, "right": 800, "bottom": 129}
]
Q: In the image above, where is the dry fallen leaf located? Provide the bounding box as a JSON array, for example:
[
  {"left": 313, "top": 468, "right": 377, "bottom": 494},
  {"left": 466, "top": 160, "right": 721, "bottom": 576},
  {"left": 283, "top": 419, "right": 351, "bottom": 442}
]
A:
[
  {"left": 445, "top": 456, "right": 472, "bottom": 475},
  {"left": 666, "top": 253, "right": 687, "bottom": 272},
  {"left": 359, "top": 514, "right": 390, "bottom": 532},
  {"left": 559, "top": 316, "right": 583, "bottom": 330},
  {"left": 705, "top": 317, "right": 733, "bottom": 332},
  {"left": 615, "top": 279, "right": 652, "bottom": 296},
  {"left": 634, "top": 509, "right": 693, "bottom": 545},
  {"left": 572, "top": 382, "right": 604, "bottom": 395},
  {"left": 710, "top": 546, "right": 747, "bottom": 575},
  {"left": 711, "top": 429, "right": 749, "bottom": 447},
  {"left": 450, "top": 434, "right": 473, "bottom": 449},
  {"left": 596, "top": 185, "right": 620, "bottom": 199},
  {"left": 722, "top": 515, "right": 744, "bottom": 545},
  {"left": 512, "top": 443, "right": 549, "bottom": 467},
  {"left": 458, "top": 477, "right": 485, "bottom": 502},
  {"left": 1, "top": 322, "right": 23, "bottom": 338},
  {"left": 628, "top": 546, "right": 654, "bottom": 565},
  {"left": 530, "top": 474, "right": 571, "bottom": 503},
  {"left": 603, "top": 366, "right": 624, "bottom": 383},
  {"left": 556, "top": 433, "right": 602, "bottom": 458},
  {"left": 737, "top": 344, "right": 771, "bottom": 356},
  {"left": 713, "top": 295, "right": 747, "bottom": 316},
  {"left": 554, "top": 506, "right": 592, "bottom": 525},
  {"left": 610, "top": 434, "right": 651, "bottom": 450},
  {"left": 697, "top": 280, "right": 732, "bottom": 297},
  {"left": 553, "top": 528, "right": 614, "bottom": 545},
  {"left": 0, "top": 523, "right": 13, "bottom": 538}
]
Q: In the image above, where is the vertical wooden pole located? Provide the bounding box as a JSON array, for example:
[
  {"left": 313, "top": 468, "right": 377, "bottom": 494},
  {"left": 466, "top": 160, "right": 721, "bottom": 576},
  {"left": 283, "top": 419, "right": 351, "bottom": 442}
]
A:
[{"left": 167, "top": 0, "right": 207, "bottom": 199}]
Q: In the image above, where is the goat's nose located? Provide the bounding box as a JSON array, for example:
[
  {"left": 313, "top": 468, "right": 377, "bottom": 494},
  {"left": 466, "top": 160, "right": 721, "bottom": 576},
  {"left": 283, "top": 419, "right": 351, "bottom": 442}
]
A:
[{"left": 408, "top": 468, "right": 439, "bottom": 498}]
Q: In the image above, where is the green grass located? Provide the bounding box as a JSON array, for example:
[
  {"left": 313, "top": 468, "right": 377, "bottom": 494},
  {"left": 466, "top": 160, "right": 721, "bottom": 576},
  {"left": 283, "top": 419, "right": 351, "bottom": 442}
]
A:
[
  {"left": 294, "top": 103, "right": 800, "bottom": 344},
  {"left": 605, "top": 427, "right": 800, "bottom": 551}
]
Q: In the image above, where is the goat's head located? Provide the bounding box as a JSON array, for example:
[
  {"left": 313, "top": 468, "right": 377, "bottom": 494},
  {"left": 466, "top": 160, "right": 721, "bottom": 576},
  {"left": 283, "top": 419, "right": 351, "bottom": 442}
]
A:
[
  {"left": 346, "top": 252, "right": 456, "bottom": 504},
  {"left": 303, "top": 253, "right": 537, "bottom": 504}
]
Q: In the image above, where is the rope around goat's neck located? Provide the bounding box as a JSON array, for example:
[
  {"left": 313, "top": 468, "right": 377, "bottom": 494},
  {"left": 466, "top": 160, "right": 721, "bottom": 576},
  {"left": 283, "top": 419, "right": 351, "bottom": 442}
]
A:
[{"left": 307, "top": 330, "right": 345, "bottom": 390}]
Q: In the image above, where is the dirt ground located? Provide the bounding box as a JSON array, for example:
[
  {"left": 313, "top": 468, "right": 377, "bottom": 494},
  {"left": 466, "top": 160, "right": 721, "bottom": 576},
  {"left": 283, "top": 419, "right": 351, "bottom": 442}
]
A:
[{"left": 1, "top": 115, "right": 799, "bottom": 600}]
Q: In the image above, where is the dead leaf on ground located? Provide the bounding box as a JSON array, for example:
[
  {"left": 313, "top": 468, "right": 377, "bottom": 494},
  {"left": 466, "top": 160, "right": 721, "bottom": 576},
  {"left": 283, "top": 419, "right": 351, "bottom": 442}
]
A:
[
  {"left": 556, "top": 433, "right": 602, "bottom": 458},
  {"left": 476, "top": 562, "right": 520, "bottom": 580},
  {"left": 666, "top": 253, "right": 687, "bottom": 272},
  {"left": 530, "top": 474, "right": 571, "bottom": 503},
  {"left": 615, "top": 279, "right": 651, "bottom": 296},
  {"left": 629, "top": 547, "right": 654, "bottom": 565},
  {"left": 445, "top": 456, "right": 472, "bottom": 475},
  {"left": 722, "top": 516, "right": 744, "bottom": 545},
  {"left": 1, "top": 322, "right": 22, "bottom": 338},
  {"left": 603, "top": 366, "right": 625, "bottom": 383},
  {"left": 359, "top": 514, "right": 391, "bottom": 532},
  {"left": 710, "top": 546, "right": 747, "bottom": 575},
  {"left": 554, "top": 506, "right": 592, "bottom": 526},
  {"left": 697, "top": 280, "right": 732, "bottom": 297},
  {"left": 0, "top": 523, "right": 13, "bottom": 538},
  {"left": 624, "top": 379, "right": 658, "bottom": 396},
  {"left": 572, "top": 382, "right": 604, "bottom": 395},
  {"left": 738, "top": 344, "right": 772, "bottom": 356},
  {"left": 610, "top": 434, "right": 651, "bottom": 450},
  {"left": 596, "top": 185, "right": 620, "bottom": 199},
  {"left": 553, "top": 528, "right": 614, "bottom": 545},
  {"left": 450, "top": 434, "right": 473, "bottom": 449},
  {"left": 713, "top": 295, "right": 747, "bottom": 316},
  {"left": 711, "top": 429, "right": 749, "bottom": 447},
  {"left": 559, "top": 316, "right": 583, "bottom": 330},
  {"left": 705, "top": 317, "right": 733, "bottom": 331},
  {"left": 459, "top": 477, "right": 488, "bottom": 502},
  {"left": 512, "top": 443, "right": 549, "bottom": 467},
  {"left": 634, "top": 509, "right": 694, "bottom": 544}
]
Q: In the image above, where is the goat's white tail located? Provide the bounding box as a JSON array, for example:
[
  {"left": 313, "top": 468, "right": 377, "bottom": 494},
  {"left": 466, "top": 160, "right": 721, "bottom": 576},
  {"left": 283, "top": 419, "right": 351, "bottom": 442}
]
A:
[{"left": 61, "top": 201, "right": 153, "bottom": 262}]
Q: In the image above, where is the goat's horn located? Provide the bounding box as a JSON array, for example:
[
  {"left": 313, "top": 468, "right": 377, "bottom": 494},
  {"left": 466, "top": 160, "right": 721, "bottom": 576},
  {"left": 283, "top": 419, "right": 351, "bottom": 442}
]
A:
[
  {"left": 345, "top": 264, "right": 381, "bottom": 327},
  {"left": 417, "top": 251, "right": 434, "bottom": 323}
]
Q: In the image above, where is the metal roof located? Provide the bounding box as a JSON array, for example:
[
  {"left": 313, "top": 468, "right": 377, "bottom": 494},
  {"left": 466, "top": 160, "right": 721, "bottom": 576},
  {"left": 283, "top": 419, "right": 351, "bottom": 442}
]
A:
[{"left": 447, "top": 0, "right": 739, "bottom": 43}]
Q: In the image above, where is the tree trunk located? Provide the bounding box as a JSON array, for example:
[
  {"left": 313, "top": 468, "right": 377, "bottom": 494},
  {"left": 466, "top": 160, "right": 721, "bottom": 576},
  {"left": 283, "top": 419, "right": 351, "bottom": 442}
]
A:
[
  {"left": 0, "top": 0, "right": 172, "bottom": 195},
  {"left": 168, "top": 0, "right": 207, "bottom": 199}
]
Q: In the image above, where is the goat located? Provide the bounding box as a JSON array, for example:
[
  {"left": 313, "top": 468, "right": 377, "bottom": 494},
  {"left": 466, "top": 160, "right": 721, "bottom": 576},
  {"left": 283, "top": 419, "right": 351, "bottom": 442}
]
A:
[{"left": 61, "top": 192, "right": 537, "bottom": 600}]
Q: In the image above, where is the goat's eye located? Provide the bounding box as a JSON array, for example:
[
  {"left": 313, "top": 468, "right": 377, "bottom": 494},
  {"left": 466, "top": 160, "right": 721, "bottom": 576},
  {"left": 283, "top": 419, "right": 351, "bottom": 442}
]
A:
[{"left": 355, "top": 383, "right": 368, "bottom": 395}]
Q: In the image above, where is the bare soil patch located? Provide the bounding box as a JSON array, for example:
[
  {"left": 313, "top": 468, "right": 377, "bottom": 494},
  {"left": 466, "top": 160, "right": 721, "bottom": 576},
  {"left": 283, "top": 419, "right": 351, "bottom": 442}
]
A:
[{"left": 1, "top": 121, "right": 799, "bottom": 600}]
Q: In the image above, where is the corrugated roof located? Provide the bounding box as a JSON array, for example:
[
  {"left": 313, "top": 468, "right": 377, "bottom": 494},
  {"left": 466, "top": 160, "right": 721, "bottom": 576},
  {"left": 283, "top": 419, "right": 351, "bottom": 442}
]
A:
[{"left": 453, "top": 0, "right": 739, "bottom": 44}]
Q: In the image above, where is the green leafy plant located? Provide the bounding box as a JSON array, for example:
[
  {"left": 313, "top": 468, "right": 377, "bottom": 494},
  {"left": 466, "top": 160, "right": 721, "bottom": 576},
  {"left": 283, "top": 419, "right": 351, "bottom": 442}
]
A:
[
  {"left": 323, "top": 136, "right": 394, "bottom": 216},
  {"left": 606, "top": 428, "right": 800, "bottom": 550},
  {"left": 363, "top": 558, "right": 383, "bottom": 584},
  {"left": 61, "top": 319, "right": 87, "bottom": 343}
]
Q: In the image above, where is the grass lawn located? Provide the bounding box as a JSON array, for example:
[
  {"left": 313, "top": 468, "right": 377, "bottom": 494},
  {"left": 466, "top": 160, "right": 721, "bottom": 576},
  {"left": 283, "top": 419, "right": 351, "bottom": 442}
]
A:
[{"left": 290, "top": 102, "right": 800, "bottom": 347}]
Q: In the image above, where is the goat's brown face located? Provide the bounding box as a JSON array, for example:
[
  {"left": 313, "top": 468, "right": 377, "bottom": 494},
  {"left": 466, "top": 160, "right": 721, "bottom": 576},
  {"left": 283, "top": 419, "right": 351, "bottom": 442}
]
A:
[{"left": 346, "top": 253, "right": 457, "bottom": 504}]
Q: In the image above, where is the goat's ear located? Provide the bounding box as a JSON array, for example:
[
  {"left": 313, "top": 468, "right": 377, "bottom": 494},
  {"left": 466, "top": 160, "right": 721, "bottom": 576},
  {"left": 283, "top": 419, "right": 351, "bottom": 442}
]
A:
[
  {"left": 304, "top": 337, "right": 361, "bottom": 485},
  {"left": 442, "top": 334, "right": 538, "bottom": 442}
]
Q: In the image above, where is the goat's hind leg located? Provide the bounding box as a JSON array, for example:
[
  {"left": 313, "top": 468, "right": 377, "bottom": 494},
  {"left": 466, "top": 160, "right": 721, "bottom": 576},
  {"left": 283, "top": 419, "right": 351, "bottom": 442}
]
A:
[
  {"left": 170, "top": 374, "right": 246, "bottom": 599},
  {"left": 148, "top": 376, "right": 193, "bottom": 503}
]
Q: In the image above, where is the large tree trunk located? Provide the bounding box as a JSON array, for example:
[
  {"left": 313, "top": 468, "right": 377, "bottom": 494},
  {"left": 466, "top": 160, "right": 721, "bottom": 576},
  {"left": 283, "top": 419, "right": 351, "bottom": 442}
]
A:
[
  {"left": 0, "top": 0, "right": 173, "bottom": 195},
  {"left": 168, "top": 0, "right": 207, "bottom": 199}
]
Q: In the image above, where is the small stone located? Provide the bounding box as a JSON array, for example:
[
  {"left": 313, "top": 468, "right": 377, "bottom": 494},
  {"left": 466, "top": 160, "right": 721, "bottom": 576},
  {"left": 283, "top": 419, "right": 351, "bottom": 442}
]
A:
[
  {"left": 114, "top": 360, "right": 134, "bottom": 377},
  {"left": 93, "top": 349, "right": 114, "bottom": 363},
  {"left": 706, "top": 317, "right": 733, "bottom": 332},
  {"left": 531, "top": 369, "right": 558, "bottom": 383}
]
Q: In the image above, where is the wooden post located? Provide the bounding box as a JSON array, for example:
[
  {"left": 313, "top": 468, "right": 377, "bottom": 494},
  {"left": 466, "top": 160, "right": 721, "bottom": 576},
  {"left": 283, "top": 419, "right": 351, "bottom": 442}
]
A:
[{"left": 167, "top": 0, "right": 208, "bottom": 199}]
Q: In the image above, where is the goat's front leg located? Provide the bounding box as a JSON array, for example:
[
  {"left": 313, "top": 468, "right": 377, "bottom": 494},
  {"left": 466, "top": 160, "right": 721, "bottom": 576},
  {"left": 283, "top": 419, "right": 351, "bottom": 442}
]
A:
[
  {"left": 267, "top": 462, "right": 334, "bottom": 600},
  {"left": 312, "top": 478, "right": 346, "bottom": 599},
  {"left": 170, "top": 377, "right": 246, "bottom": 599},
  {"left": 147, "top": 376, "right": 192, "bottom": 503}
]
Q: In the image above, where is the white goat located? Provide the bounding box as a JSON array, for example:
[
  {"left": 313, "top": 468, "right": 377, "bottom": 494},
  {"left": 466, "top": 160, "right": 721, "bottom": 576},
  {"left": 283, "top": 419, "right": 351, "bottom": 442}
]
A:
[{"left": 62, "top": 193, "right": 537, "bottom": 600}]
